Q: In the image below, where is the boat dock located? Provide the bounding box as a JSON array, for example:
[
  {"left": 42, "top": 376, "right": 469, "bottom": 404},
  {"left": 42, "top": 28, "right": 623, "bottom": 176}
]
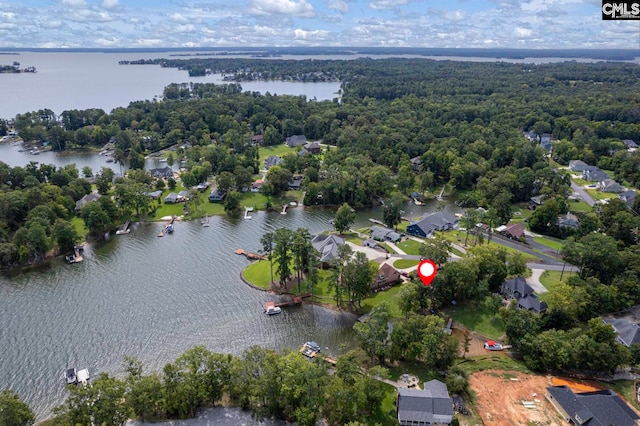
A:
[
  {"left": 280, "top": 204, "right": 287, "bottom": 215},
  {"left": 158, "top": 216, "right": 176, "bottom": 237},
  {"left": 66, "top": 248, "right": 83, "bottom": 264},
  {"left": 263, "top": 293, "right": 312, "bottom": 311},
  {"left": 244, "top": 207, "right": 254, "bottom": 220},
  {"left": 234, "top": 249, "right": 266, "bottom": 260},
  {"left": 116, "top": 220, "right": 130, "bottom": 235},
  {"left": 368, "top": 218, "right": 385, "bottom": 226}
]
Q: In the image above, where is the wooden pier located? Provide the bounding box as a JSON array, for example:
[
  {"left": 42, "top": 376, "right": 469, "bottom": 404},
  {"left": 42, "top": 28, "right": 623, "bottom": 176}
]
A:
[
  {"left": 263, "top": 293, "right": 312, "bottom": 311},
  {"left": 368, "top": 218, "right": 385, "bottom": 226},
  {"left": 244, "top": 207, "right": 254, "bottom": 220},
  {"left": 235, "top": 249, "right": 266, "bottom": 260},
  {"left": 280, "top": 204, "right": 288, "bottom": 215},
  {"left": 158, "top": 216, "right": 176, "bottom": 237}
]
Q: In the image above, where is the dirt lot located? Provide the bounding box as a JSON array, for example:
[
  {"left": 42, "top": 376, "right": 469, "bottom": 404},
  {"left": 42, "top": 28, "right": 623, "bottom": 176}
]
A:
[{"left": 469, "top": 370, "right": 563, "bottom": 426}]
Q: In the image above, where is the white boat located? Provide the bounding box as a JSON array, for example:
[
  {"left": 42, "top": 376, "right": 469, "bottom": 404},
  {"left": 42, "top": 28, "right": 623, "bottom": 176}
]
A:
[
  {"left": 115, "top": 229, "right": 130, "bottom": 235},
  {"left": 484, "top": 341, "right": 503, "bottom": 351},
  {"left": 265, "top": 306, "right": 282, "bottom": 315},
  {"left": 30, "top": 149, "right": 40, "bottom": 155},
  {"left": 77, "top": 368, "right": 90, "bottom": 385},
  {"left": 65, "top": 368, "right": 78, "bottom": 385}
]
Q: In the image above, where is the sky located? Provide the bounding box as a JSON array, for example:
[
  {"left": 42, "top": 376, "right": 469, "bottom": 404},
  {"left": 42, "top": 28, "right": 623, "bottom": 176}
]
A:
[{"left": 0, "top": 0, "right": 638, "bottom": 49}]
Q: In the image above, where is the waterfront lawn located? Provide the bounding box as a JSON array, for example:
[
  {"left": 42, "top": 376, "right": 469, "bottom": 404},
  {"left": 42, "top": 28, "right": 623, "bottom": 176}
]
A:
[
  {"left": 370, "top": 383, "right": 400, "bottom": 426},
  {"left": 393, "top": 259, "right": 419, "bottom": 269},
  {"left": 70, "top": 216, "right": 87, "bottom": 239},
  {"left": 446, "top": 298, "right": 506, "bottom": 340},
  {"left": 360, "top": 284, "right": 404, "bottom": 319},
  {"left": 242, "top": 259, "right": 273, "bottom": 289},
  {"left": 396, "top": 239, "right": 423, "bottom": 255}
]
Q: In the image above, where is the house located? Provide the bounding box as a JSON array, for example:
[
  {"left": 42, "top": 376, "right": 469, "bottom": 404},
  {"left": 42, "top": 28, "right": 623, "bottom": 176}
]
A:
[
  {"left": 397, "top": 380, "right": 454, "bottom": 426},
  {"left": 363, "top": 238, "right": 379, "bottom": 249},
  {"left": 164, "top": 192, "right": 178, "bottom": 204},
  {"left": 623, "top": 139, "right": 638, "bottom": 149},
  {"left": 603, "top": 318, "right": 640, "bottom": 347},
  {"left": 406, "top": 212, "right": 458, "bottom": 238},
  {"left": 208, "top": 189, "right": 226, "bottom": 202},
  {"left": 251, "top": 179, "right": 264, "bottom": 192},
  {"left": 568, "top": 160, "right": 589, "bottom": 172},
  {"left": 288, "top": 176, "right": 303, "bottom": 190},
  {"left": 297, "top": 147, "right": 309, "bottom": 156},
  {"left": 195, "top": 182, "right": 210, "bottom": 192},
  {"left": 285, "top": 135, "right": 307, "bottom": 147},
  {"left": 501, "top": 277, "right": 547, "bottom": 313},
  {"left": 582, "top": 166, "right": 609, "bottom": 182},
  {"left": 599, "top": 179, "right": 624, "bottom": 193},
  {"left": 499, "top": 222, "right": 526, "bottom": 240},
  {"left": 310, "top": 234, "right": 345, "bottom": 264},
  {"left": 546, "top": 386, "right": 640, "bottom": 426},
  {"left": 75, "top": 193, "right": 101, "bottom": 214},
  {"left": 619, "top": 190, "right": 636, "bottom": 208},
  {"left": 557, "top": 213, "right": 579, "bottom": 229},
  {"left": 410, "top": 156, "right": 422, "bottom": 171},
  {"left": 177, "top": 190, "right": 190, "bottom": 202},
  {"left": 149, "top": 167, "right": 174, "bottom": 179},
  {"left": 147, "top": 190, "right": 163, "bottom": 200},
  {"left": 264, "top": 155, "right": 281, "bottom": 170},
  {"left": 251, "top": 134, "right": 264, "bottom": 145},
  {"left": 529, "top": 195, "right": 547, "bottom": 210},
  {"left": 523, "top": 130, "right": 537, "bottom": 142},
  {"left": 371, "top": 264, "right": 402, "bottom": 291},
  {"left": 303, "top": 141, "right": 322, "bottom": 154},
  {"left": 370, "top": 226, "right": 402, "bottom": 243},
  {"left": 539, "top": 133, "right": 552, "bottom": 150}
]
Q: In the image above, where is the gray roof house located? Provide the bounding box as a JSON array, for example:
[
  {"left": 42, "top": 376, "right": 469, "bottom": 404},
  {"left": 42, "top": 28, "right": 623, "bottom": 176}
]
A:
[
  {"left": 539, "top": 133, "right": 552, "bottom": 150},
  {"left": 370, "top": 226, "right": 402, "bottom": 243},
  {"left": 310, "top": 234, "right": 346, "bottom": 264},
  {"left": 147, "top": 190, "right": 163, "bottom": 200},
  {"left": 177, "top": 190, "right": 191, "bottom": 201},
  {"left": 619, "top": 190, "right": 637, "bottom": 208},
  {"left": 501, "top": 277, "right": 547, "bottom": 313},
  {"left": 623, "top": 139, "right": 638, "bottom": 149},
  {"left": 285, "top": 135, "right": 307, "bottom": 147},
  {"left": 150, "top": 166, "right": 174, "bottom": 179},
  {"left": 75, "top": 192, "right": 101, "bottom": 214},
  {"left": 603, "top": 318, "right": 640, "bottom": 347},
  {"left": 208, "top": 189, "right": 226, "bottom": 202},
  {"left": 599, "top": 179, "right": 624, "bottom": 193},
  {"left": 363, "top": 238, "right": 379, "bottom": 248},
  {"left": 264, "top": 155, "right": 281, "bottom": 170},
  {"left": 397, "top": 380, "right": 453, "bottom": 426},
  {"left": 410, "top": 156, "right": 422, "bottom": 171},
  {"left": 406, "top": 212, "right": 458, "bottom": 238},
  {"left": 546, "top": 386, "right": 640, "bottom": 426},
  {"left": 582, "top": 166, "right": 609, "bottom": 182},
  {"left": 557, "top": 213, "right": 580, "bottom": 229},
  {"left": 164, "top": 192, "right": 178, "bottom": 204},
  {"left": 568, "top": 160, "right": 589, "bottom": 172}
]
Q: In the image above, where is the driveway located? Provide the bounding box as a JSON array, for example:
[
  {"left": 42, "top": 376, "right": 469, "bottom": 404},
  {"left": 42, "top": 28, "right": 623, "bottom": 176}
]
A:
[{"left": 571, "top": 181, "right": 596, "bottom": 207}]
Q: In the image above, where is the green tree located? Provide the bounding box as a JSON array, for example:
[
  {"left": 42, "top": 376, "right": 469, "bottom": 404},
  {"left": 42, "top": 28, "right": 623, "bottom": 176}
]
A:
[
  {"left": 0, "top": 389, "right": 35, "bottom": 426},
  {"left": 223, "top": 191, "right": 242, "bottom": 216},
  {"left": 273, "top": 228, "right": 293, "bottom": 287},
  {"left": 419, "top": 235, "right": 452, "bottom": 268},
  {"left": 382, "top": 194, "right": 403, "bottom": 229},
  {"left": 353, "top": 303, "right": 390, "bottom": 365},
  {"left": 334, "top": 203, "right": 355, "bottom": 234},
  {"left": 52, "top": 218, "right": 80, "bottom": 254},
  {"left": 260, "top": 232, "right": 275, "bottom": 286}
]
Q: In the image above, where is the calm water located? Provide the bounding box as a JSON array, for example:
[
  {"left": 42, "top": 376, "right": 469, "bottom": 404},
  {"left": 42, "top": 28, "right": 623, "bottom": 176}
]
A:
[{"left": 0, "top": 52, "right": 342, "bottom": 120}]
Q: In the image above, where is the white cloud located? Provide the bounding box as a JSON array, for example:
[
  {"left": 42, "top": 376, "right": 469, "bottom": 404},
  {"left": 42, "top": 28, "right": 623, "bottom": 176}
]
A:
[
  {"left": 170, "top": 13, "right": 189, "bottom": 24},
  {"left": 293, "top": 28, "right": 330, "bottom": 40},
  {"left": 173, "top": 24, "right": 197, "bottom": 33},
  {"left": 60, "top": 0, "right": 86, "bottom": 6},
  {"left": 514, "top": 27, "right": 533, "bottom": 37},
  {"left": 102, "top": 0, "right": 119, "bottom": 9},
  {"left": 249, "top": 0, "right": 316, "bottom": 17},
  {"left": 328, "top": 0, "right": 349, "bottom": 14},
  {"left": 369, "top": 0, "right": 408, "bottom": 10}
]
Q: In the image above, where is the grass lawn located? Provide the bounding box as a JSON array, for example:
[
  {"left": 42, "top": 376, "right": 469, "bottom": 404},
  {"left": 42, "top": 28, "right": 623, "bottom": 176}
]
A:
[
  {"left": 360, "top": 284, "right": 405, "bottom": 319},
  {"left": 455, "top": 355, "right": 532, "bottom": 376},
  {"left": 569, "top": 200, "right": 593, "bottom": 213},
  {"left": 533, "top": 235, "right": 564, "bottom": 252},
  {"left": 379, "top": 243, "right": 397, "bottom": 254},
  {"left": 70, "top": 217, "right": 87, "bottom": 240},
  {"left": 369, "top": 383, "right": 400, "bottom": 426},
  {"left": 258, "top": 145, "right": 298, "bottom": 164},
  {"left": 436, "top": 230, "right": 539, "bottom": 262},
  {"left": 537, "top": 270, "right": 568, "bottom": 302},
  {"left": 396, "top": 239, "right": 423, "bottom": 255},
  {"left": 241, "top": 259, "right": 273, "bottom": 289},
  {"left": 386, "top": 361, "right": 438, "bottom": 383},
  {"left": 393, "top": 259, "right": 419, "bottom": 269},
  {"left": 446, "top": 299, "right": 506, "bottom": 340},
  {"left": 586, "top": 188, "right": 612, "bottom": 201}
]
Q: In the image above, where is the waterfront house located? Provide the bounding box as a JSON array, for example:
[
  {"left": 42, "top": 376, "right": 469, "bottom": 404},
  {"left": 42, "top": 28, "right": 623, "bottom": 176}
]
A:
[
  {"left": 406, "top": 212, "right": 458, "bottom": 238},
  {"left": 397, "top": 380, "right": 454, "bottom": 426},
  {"left": 208, "top": 189, "right": 226, "bottom": 202},
  {"left": 177, "top": 190, "right": 191, "bottom": 202},
  {"left": 150, "top": 166, "right": 174, "bottom": 179},
  {"left": 75, "top": 192, "right": 101, "bottom": 214},
  {"left": 501, "top": 277, "right": 547, "bottom": 313},
  {"left": 310, "top": 234, "right": 345, "bottom": 264},
  {"left": 264, "top": 155, "right": 281, "bottom": 170},
  {"left": 568, "top": 159, "right": 588, "bottom": 172},
  {"left": 370, "top": 226, "right": 402, "bottom": 243},
  {"left": 288, "top": 176, "right": 303, "bottom": 190},
  {"left": 164, "top": 192, "right": 178, "bottom": 204},
  {"left": 582, "top": 166, "right": 609, "bottom": 182},
  {"left": 251, "top": 179, "right": 264, "bottom": 192},
  {"left": 599, "top": 179, "right": 624, "bottom": 193},
  {"left": 285, "top": 135, "right": 307, "bottom": 147},
  {"left": 619, "top": 190, "right": 637, "bottom": 208},
  {"left": 371, "top": 264, "right": 402, "bottom": 291},
  {"left": 547, "top": 386, "right": 639, "bottom": 426}
]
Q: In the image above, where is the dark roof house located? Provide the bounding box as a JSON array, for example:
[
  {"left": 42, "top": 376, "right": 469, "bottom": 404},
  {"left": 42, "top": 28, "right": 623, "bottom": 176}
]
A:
[
  {"left": 208, "top": 189, "right": 226, "bottom": 202},
  {"left": 372, "top": 264, "right": 402, "bottom": 291},
  {"left": 303, "top": 141, "right": 322, "bottom": 154},
  {"left": 285, "top": 135, "right": 307, "bottom": 147},
  {"left": 603, "top": 318, "right": 640, "bottom": 347},
  {"left": 501, "top": 277, "right": 547, "bottom": 313},
  {"left": 363, "top": 238, "right": 379, "bottom": 248},
  {"left": 164, "top": 192, "right": 178, "bottom": 204},
  {"left": 370, "top": 226, "right": 402, "bottom": 243},
  {"left": 623, "top": 139, "right": 638, "bottom": 149},
  {"left": 310, "top": 234, "right": 346, "bottom": 263},
  {"left": 406, "top": 212, "right": 458, "bottom": 238},
  {"left": 264, "top": 155, "right": 281, "bottom": 170},
  {"left": 599, "top": 179, "right": 624, "bottom": 193},
  {"left": 557, "top": 213, "right": 580, "bottom": 229},
  {"left": 251, "top": 134, "right": 264, "bottom": 145},
  {"left": 547, "top": 386, "right": 639, "bottom": 426},
  {"left": 582, "top": 166, "right": 609, "bottom": 182},
  {"left": 619, "top": 190, "right": 637, "bottom": 208},
  {"left": 150, "top": 167, "right": 174, "bottom": 179},
  {"left": 410, "top": 156, "right": 422, "bottom": 171},
  {"left": 288, "top": 175, "right": 303, "bottom": 190},
  {"left": 397, "top": 380, "right": 453, "bottom": 426},
  {"left": 147, "top": 190, "right": 163, "bottom": 200},
  {"left": 569, "top": 160, "right": 589, "bottom": 172},
  {"left": 75, "top": 192, "right": 101, "bottom": 213},
  {"left": 500, "top": 222, "right": 526, "bottom": 240}
]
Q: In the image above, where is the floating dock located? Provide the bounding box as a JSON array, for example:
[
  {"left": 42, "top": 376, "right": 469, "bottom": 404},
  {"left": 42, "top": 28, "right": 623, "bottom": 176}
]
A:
[
  {"left": 235, "top": 249, "right": 266, "bottom": 260},
  {"left": 280, "top": 204, "right": 288, "bottom": 215},
  {"left": 158, "top": 216, "right": 176, "bottom": 237},
  {"left": 244, "top": 207, "right": 254, "bottom": 220}
]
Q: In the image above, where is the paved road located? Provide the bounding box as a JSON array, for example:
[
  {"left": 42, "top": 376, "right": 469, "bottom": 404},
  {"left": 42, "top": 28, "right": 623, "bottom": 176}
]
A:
[
  {"left": 571, "top": 181, "right": 596, "bottom": 207},
  {"left": 490, "top": 233, "right": 564, "bottom": 265}
]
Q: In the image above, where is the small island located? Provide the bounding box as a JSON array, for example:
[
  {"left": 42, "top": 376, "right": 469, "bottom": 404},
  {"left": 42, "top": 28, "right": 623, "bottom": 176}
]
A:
[{"left": 0, "top": 61, "right": 36, "bottom": 73}]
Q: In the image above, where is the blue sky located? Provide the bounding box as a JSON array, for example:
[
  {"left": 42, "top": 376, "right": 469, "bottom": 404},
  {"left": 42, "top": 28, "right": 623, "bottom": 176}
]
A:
[{"left": 0, "top": 0, "right": 637, "bottom": 48}]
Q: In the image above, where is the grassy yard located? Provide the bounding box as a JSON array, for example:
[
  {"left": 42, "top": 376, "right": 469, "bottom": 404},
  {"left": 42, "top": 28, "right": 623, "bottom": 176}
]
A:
[
  {"left": 369, "top": 383, "right": 401, "bottom": 426},
  {"left": 586, "top": 188, "right": 613, "bottom": 201},
  {"left": 446, "top": 299, "right": 506, "bottom": 340},
  {"left": 396, "top": 239, "right": 423, "bottom": 256},
  {"left": 393, "top": 259, "right": 419, "bottom": 269},
  {"left": 537, "top": 270, "right": 568, "bottom": 301},
  {"left": 436, "top": 230, "right": 539, "bottom": 262},
  {"left": 360, "top": 284, "right": 405, "bottom": 319},
  {"left": 532, "top": 235, "right": 564, "bottom": 252},
  {"left": 70, "top": 216, "right": 87, "bottom": 240},
  {"left": 258, "top": 145, "right": 299, "bottom": 165},
  {"left": 455, "top": 355, "right": 532, "bottom": 376},
  {"left": 569, "top": 200, "right": 593, "bottom": 213},
  {"left": 241, "top": 259, "right": 273, "bottom": 289}
]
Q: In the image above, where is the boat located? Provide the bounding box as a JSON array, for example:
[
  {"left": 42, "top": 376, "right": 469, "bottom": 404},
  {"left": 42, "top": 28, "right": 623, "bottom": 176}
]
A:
[
  {"left": 300, "top": 341, "right": 321, "bottom": 358},
  {"left": 29, "top": 149, "right": 40, "bottom": 155},
  {"left": 106, "top": 157, "right": 114, "bottom": 163},
  {"left": 484, "top": 340, "right": 504, "bottom": 351},
  {"left": 201, "top": 214, "right": 210, "bottom": 227},
  {"left": 65, "top": 368, "right": 78, "bottom": 385},
  {"left": 77, "top": 368, "right": 90, "bottom": 385},
  {"left": 265, "top": 306, "right": 282, "bottom": 315},
  {"left": 166, "top": 224, "right": 174, "bottom": 234},
  {"left": 115, "top": 228, "right": 130, "bottom": 235}
]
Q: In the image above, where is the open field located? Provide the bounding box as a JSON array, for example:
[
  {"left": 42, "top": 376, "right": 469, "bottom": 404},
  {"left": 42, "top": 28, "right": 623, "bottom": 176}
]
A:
[{"left": 469, "top": 370, "right": 562, "bottom": 426}]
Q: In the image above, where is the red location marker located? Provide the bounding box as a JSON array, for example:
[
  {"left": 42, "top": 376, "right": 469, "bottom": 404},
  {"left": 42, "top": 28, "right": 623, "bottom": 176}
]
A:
[{"left": 417, "top": 259, "right": 437, "bottom": 287}]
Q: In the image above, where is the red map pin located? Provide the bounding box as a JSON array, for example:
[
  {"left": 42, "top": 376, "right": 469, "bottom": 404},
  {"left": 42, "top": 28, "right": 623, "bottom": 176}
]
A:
[{"left": 417, "top": 259, "right": 437, "bottom": 287}]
